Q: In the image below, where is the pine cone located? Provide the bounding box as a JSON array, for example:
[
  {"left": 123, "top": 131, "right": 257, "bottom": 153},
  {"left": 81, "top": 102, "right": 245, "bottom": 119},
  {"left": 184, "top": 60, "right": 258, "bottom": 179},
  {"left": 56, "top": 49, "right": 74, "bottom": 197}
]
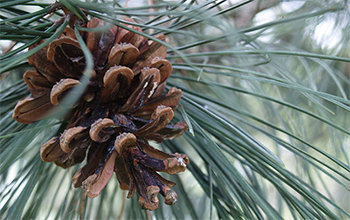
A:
[{"left": 13, "top": 16, "right": 189, "bottom": 210}]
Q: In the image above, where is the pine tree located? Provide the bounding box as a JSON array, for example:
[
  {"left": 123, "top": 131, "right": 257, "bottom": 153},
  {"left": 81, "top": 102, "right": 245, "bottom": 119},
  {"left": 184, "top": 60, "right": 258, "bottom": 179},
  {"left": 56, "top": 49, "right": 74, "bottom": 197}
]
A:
[{"left": 1, "top": 0, "right": 349, "bottom": 219}]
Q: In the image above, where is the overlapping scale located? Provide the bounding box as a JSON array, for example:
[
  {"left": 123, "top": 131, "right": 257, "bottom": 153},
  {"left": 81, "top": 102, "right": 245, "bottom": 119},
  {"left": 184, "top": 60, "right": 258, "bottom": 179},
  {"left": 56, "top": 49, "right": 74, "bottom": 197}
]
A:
[{"left": 13, "top": 14, "right": 188, "bottom": 211}]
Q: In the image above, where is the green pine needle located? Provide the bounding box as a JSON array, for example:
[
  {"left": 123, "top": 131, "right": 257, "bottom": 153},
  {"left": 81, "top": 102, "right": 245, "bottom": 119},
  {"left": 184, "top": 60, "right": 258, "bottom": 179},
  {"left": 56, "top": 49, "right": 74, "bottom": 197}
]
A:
[{"left": 1, "top": 0, "right": 349, "bottom": 219}]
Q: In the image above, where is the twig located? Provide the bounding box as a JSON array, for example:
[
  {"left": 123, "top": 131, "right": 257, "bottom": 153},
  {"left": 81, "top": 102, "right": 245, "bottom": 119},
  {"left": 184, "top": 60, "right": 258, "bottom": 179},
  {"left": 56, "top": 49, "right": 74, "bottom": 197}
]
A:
[
  {"left": 79, "top": 191, "right": 87, "bottom": 220},
  {"left": 146, "top": 210, "right": 152, "bottom": 220},
  {"left": 124, "top": 0, "right": 129, "bottom": 8},
  {"left": 0, "top": 41, "right": 17, "bottom": 81},
  {"left": 1, "top": 41, "right": 17, "bottom": 55},
  {"left": 148, "top": 0, "right": 155, "bottom": 34},
  {"left": 117, "top": 190, "right": 127, "bottom": 220}
]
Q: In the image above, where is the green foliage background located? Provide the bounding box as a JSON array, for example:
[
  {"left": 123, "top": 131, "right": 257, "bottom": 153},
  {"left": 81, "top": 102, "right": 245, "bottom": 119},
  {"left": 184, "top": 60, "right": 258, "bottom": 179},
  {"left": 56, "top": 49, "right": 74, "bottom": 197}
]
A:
[{"left": 0, "top": 0, "right": 349, "bottom": 219}]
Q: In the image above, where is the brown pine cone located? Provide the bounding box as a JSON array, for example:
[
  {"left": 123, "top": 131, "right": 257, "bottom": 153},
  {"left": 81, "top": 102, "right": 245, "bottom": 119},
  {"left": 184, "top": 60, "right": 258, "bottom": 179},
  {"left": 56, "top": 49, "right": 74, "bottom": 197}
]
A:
[{"left": 13, "top": 15, "right": 189, "bottom": 211}]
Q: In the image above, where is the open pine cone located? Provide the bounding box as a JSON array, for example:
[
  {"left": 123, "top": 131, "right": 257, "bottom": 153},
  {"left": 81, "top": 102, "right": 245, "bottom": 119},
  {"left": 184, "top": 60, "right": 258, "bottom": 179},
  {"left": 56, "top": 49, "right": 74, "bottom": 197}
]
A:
[{"left": 13, "top": 15, "right": 189, "bottom": 210}]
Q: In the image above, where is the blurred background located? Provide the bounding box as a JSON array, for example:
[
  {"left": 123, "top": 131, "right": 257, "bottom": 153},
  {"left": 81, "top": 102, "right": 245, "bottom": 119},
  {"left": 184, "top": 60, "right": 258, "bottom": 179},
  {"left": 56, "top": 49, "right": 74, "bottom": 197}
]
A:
[{"left": 1, "top": 0, "right": 349, "bottom": 219}]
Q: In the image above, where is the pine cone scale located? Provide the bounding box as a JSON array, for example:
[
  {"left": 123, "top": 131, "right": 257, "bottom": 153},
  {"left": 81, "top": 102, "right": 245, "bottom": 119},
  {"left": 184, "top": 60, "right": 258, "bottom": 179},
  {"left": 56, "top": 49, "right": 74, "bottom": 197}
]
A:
[{"left": 13, "top": 13, "right": 188, "bottom": 211}]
